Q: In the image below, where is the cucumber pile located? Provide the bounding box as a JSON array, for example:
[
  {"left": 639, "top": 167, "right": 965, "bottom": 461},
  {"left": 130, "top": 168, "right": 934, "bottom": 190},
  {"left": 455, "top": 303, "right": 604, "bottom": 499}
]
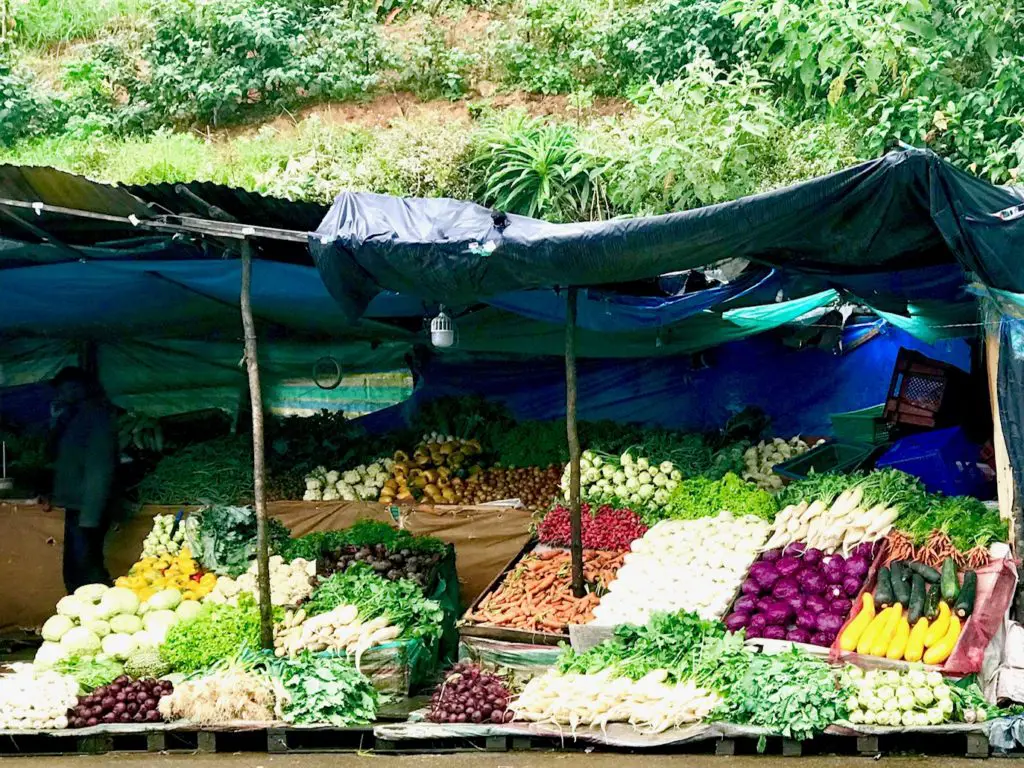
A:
[{"left": 860, "top": 556, "right": 976, "bottom": 665}]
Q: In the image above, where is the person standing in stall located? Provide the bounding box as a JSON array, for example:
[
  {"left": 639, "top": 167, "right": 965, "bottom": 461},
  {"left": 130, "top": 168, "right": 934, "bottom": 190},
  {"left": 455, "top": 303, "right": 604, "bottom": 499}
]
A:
[{"left": 47, "top": 367, "right": 118, "bottom": 593}]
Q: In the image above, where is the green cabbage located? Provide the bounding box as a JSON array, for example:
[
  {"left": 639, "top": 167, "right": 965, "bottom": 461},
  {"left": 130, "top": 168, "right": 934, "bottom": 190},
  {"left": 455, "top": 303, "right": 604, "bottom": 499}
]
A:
[
  {"left": 60, "top": 627, "right": 102, "bottom": 655},
  {"left": 41, "top": 615, "right": 75, "bottom": 642}
]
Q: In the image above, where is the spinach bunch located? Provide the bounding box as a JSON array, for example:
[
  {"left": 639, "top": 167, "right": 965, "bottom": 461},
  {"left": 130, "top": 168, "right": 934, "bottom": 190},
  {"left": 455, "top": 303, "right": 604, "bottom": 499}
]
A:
[
  {"left": 715, "top": 648, "right": 848, "bottom": 745},
  {"left": 557, "top": 610, "right": 726, "bottom": 682},
  {"left": 262, "top": 653, "right": 378, "bottom": 727}
]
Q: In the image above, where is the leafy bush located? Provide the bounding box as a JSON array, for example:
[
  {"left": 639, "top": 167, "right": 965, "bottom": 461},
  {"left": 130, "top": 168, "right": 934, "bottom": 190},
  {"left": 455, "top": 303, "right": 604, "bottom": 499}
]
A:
[
  {"left": 468, "top": 110, "right": 606, "bottom": 220},
  {"left": 592, "top": 54, "right": 781, "bottom": 214},
  {"left": 0, "top": 47, "right": 61, "bottom": 145},
  {"left": 109, "top": 0, "right": 387, "bottom": 129},
  {"left": 491, "top": 0, "right": 603, "bottom": 93},
  {"left": 595, "top": 0, "right": 739, "bottom": 91},
  {"left": 394, "top": 19, "right": 480, "bottom": 100}
]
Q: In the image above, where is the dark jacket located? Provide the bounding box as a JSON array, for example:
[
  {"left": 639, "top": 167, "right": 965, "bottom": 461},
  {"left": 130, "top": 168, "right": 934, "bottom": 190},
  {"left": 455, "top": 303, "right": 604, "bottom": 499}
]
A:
[{"left": 52, "top": 398, "right": 117, "bottom": 528}]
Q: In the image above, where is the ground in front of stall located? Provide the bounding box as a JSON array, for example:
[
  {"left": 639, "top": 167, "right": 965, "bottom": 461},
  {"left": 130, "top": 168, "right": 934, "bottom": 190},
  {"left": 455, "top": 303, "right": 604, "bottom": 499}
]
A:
[{"left": 12, "top": 754, "right": 991, "bottom": 768}]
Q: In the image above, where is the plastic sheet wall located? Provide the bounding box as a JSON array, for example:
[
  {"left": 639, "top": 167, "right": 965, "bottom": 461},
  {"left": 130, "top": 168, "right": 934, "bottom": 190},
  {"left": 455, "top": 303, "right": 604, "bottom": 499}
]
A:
[
  {"left": 362, "top": 326, "right": 970, "bottom": 436},
  {"left": 0, "top": 501, "right": 532, "bottom": 636}
]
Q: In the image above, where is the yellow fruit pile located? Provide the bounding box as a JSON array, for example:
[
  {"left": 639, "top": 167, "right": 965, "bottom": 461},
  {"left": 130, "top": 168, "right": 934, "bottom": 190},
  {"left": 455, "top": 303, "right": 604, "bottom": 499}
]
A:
[
  {"left": 839, "top": 594, "right": 963, "bottom": 665},
  {"left": 381, "top": 437, "right": 483, "bottom": 505},
  {"left": 115, "top": 547, "right": 217, "bottom": 602}
]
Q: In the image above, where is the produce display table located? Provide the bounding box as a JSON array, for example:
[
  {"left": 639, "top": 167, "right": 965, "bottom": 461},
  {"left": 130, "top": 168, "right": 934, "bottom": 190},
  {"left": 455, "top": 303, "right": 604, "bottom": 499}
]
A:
[
  {"left": 0, "top": 719, "right": 995, "bottom": 757},
  {"left": 0, "top": 501, "right": 532, "bottom": 635},
  {"left": 372, "top": 719, "right": 994, "bottom": 755}
]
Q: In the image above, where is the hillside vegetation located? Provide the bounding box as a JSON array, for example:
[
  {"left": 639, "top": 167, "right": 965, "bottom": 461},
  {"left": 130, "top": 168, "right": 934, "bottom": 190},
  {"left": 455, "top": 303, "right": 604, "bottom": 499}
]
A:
[{"left": 1, "top": 0, "right": 1022, "bottom": 220}]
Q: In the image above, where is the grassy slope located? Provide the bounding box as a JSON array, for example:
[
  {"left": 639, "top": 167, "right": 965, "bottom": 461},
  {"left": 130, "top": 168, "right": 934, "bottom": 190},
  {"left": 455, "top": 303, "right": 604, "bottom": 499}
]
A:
[{"left": 0, "top": 0, "right": 862, "bottom": 212}]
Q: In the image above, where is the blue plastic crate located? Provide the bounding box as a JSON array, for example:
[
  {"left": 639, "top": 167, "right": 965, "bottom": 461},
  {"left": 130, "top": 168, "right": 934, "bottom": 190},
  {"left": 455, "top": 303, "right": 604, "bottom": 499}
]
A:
[{"left": 874, "top": 426, "right": 993, "bottom": 498}]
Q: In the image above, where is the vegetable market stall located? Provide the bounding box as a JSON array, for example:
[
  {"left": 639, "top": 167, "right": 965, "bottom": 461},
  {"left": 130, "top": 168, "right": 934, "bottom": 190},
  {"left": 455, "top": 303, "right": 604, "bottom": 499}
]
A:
[{"left": 0, "top": 500, "right": 533, "bottom": 636}]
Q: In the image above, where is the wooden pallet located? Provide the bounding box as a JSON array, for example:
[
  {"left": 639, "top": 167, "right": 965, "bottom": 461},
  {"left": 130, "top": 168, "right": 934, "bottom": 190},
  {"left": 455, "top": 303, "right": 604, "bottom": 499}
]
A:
[{"left": 0, "top": 725, "right": 376, "bottom": 756}]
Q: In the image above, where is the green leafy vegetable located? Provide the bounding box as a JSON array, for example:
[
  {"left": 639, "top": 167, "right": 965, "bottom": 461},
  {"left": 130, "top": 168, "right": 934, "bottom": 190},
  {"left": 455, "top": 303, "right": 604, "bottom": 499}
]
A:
[
  {"left": 54, "top": 655, "right": 123, "bottom": 692},
  {"left": 193, "top": 505, "right": 291, "bottom": 577},
  {"left": 160, "top": 595, "right": 262, "bottom": 673},
  {"left": 557, "top": 611, "right": 728, "bottom": 682},
  {"left": 662, "top": 472, "right": 778, "bottom": 523},
  {"left": 282, "top": 520, "right": 447, "bottom": 562},
  {"left": 258, "top": 652, "right": 379, "bottom": 726},
  {"left": 898, "top": 495, "right": 1008, "bottom": 551},
  {"left": 305, "top": 563, "right": 443, "bottom": 642},
  {"left": 714, "top": 648, "right": 848, "bottom": 745}
]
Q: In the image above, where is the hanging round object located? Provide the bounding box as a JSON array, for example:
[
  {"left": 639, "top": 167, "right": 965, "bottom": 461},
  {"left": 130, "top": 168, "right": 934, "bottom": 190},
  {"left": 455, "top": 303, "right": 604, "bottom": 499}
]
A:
[
  {"left": 313, "top": 356, "right": 342, "bottom": 390},
  {"left": 430, "top": 307, "right": 456, "bottom": 348}
]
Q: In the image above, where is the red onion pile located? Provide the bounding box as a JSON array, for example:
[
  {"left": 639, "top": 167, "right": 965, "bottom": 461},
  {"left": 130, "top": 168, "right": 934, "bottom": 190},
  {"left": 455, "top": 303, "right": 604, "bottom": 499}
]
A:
[
  {"left": 427, "top": 663, "right": 513, "bottom": 724},
  {"left": 68, "top": 676, "right": 171, "bottom": 727},
  {"left": 538, "top": 504, "right": 646, "bottom": 550}
]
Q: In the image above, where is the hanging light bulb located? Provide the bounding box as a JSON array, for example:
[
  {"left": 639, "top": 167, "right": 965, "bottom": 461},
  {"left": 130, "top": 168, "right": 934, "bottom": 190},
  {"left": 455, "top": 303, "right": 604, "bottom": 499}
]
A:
[{"left": 430, "top": 306, "right": 456, "bottom": 348}]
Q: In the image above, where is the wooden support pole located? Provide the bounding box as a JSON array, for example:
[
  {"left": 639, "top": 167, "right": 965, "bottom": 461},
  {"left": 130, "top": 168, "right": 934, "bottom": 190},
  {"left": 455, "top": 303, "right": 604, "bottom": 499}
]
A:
[
  {"left": 565, "top": 286, "right": 584, "bottom": 598},
  {"left": 239, "top": 239, "right": 274, "bottom": 649}
]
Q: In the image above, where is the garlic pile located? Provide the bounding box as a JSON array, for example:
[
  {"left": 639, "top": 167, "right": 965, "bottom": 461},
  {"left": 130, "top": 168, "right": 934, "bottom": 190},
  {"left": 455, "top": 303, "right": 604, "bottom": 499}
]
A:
[
  {"left": 303, "top": 462, "right": 393, "bottom": 502},
  {"left": 0, "top": 665, "right": 78, "bottom": 730},
  {"left": 205, "top": 556, "right": 315, "bottom": 607}
]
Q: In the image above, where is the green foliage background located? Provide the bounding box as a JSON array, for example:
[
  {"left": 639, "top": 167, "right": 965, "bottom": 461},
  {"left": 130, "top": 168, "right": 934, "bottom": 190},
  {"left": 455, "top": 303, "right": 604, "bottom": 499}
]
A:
[{"left": 3, "top": 0, "right": 1022, "bottom": 218}]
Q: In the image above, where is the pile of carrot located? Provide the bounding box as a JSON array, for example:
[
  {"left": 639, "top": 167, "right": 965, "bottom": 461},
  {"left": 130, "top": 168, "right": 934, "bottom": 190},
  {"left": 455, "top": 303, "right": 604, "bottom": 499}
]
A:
[
  {"left": 466, "top": 549, "right": 625, "bottom": 633},
  {"left": 884, "top": 529, "right": 990, "bottom": 570}
]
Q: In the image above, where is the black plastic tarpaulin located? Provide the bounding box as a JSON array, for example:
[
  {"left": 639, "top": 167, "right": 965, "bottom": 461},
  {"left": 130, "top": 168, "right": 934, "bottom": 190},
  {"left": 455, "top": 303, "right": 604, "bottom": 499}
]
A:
[{"left": 310, "top": 148, "right": 1024, "bottom": 319}]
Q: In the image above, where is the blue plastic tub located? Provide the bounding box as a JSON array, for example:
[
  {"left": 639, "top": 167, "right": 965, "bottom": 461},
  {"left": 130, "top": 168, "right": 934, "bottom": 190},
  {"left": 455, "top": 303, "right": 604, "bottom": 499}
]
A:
[{"left": 874, "top": 426, "right": 993, "bottom": 498}]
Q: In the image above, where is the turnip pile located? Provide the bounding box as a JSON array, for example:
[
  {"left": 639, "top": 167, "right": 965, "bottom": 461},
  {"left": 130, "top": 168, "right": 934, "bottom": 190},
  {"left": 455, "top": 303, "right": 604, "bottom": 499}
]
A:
[
  {"left": 726, "top": 541, "right": 875, "bottom": 646},
  {"left": 67, "top": 676, "right": 171, "bottom": 727},
  {"left": 427, "top": 663, "right": 513, "bottom": 724},
  {"left": 513, "top": 668, "right": 721, "bottom": 734},
  {"left": 592, "top": 512, "right": 770, "bottom": 626}
]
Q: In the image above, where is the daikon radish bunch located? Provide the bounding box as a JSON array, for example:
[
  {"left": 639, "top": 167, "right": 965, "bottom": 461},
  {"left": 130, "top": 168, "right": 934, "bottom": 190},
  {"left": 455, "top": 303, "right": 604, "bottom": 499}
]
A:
[
  {"left": 764, "top": 487, "right": 899, "bottom": 555},
  {"left": 591, "top": 512, "right": 769, "bottom": 626},
  {"left": 513, "top": 668, "right": 721, "bottom": 734},
  {"left": 273, "top": 605, "right": 402, "bottom": 670}
]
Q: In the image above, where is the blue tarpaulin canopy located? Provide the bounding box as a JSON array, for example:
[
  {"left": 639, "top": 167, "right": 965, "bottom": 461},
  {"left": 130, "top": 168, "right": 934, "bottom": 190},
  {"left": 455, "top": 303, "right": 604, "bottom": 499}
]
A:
[{"left": 0, "top": 148, "right": 1017, "bottom": 429}]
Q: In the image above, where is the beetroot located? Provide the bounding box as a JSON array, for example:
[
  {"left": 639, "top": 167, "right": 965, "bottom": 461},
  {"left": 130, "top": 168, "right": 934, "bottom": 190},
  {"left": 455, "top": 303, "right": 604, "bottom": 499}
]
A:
[
  {"left": 734, "top": 595, "right": 758, "bottom": 614},
  {"left": 776, "top": 556, "right": 801, "bottom": 577},
  {"left": 771, "top": 577, "right": 800, "bottom": 599},
  {"left": 427, "top": 663, "right": 512, "bottom": 725},
  {"left": 68, "top": 678, "right": 171, "bottom": 728},
  {"left": 740, "top": 578, "right": 762, "bottom": 596}
]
